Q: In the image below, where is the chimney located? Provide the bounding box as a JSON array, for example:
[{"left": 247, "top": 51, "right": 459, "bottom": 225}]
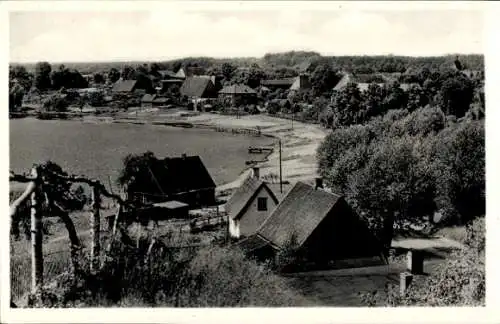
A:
[
  {"left": 315, "top": 177, "right": 323, "bottom": 190},
  {"left": 252, "top": 167, "right": 260, "bottom": 179}
]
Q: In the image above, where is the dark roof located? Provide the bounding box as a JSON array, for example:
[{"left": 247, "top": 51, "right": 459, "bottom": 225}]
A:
[
  {"left": 260, "top": 79, "right": 295, "bottom": 87},
  {"left": 225, "top": 176, "right": 279, "bottom": 220},
  {"left": 141, "top": 94, "right": 156, "bottom": 103},
  {"left": 257, "top": 182, "right": 342, "bottom": 248},
  {"left": 219, "top": 84, "right": 257, "bottom": 95},
  {"left": 112, "top": 79, "right": 138, "bottom": 93},
  {"left": 180, "top": 77, "right": 216, "bottom": 98},
  {"left": 236, "top": 234, "right": 276, "bottom": 253},
  {"left": 130, "top": 155, "right": 216, "bottom": 198}
]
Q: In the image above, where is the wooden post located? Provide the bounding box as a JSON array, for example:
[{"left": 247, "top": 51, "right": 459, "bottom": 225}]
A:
[
  {"left": 90, "top": 184, "right": 101, "bottom": 272},
  {"left": 400, "top": 272, "right": 414, "bottom": 296},
  {"left": 30, "top": 167, "right": 43, "bottom": 294},
  {"left": 279, "top": 139, "right": 283, "bottom": 193}
]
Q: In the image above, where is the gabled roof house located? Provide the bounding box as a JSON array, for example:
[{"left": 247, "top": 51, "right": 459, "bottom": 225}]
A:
[
  {"left": 180, "top": 76, "right": 218, "bottom": 100},
  {"left": 237, "top": 180, "right": 386, "bottom": 268},
  {"left": 226, "top": 167, "right": 280, "bottom": 239}
]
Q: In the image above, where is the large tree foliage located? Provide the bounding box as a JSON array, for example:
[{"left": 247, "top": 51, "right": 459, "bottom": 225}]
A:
[
  {"left": 51, "top": 65, "right": 89, "bottom": 90},
  {"left": 317, "top": 106, "right": 484, "bottom": 247},
  {"left": 34, "top": 62, "right": 52, "bottom": 91},
  {"left": 309, "top": 63, "right": 341, "bottom": 97}
]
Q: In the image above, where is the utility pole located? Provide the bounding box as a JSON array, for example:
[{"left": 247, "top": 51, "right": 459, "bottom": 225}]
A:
[{"left": 279, "top": 139, "right": 283, "bottom": 194}]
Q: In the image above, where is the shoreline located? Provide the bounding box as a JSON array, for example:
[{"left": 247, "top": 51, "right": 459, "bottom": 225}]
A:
[{"left": 10, "top": 113, "right": 329, "bottom": 195}]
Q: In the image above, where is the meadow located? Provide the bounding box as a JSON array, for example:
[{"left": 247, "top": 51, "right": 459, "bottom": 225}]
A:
[{"left": 9, "top": 118, "right": 275, "bottom": 191}]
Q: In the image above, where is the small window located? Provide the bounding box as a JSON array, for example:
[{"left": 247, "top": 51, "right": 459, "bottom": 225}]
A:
[{"left": 257, "top": 197, "right": 268, "bottom": 211}]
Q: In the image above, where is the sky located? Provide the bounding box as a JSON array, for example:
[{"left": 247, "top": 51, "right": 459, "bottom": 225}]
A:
[{"left": 9, "top": 6, "right": 484, "bottom": 63}]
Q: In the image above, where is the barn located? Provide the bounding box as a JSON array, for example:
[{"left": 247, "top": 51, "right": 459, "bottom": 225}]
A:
[{"left": 237, "top": 180, "right": 386, "bottom": 270}]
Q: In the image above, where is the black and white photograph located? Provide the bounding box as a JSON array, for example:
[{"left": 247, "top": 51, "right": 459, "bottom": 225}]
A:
[{"left": 1, "top": 0, "right": 497, "bottom": 322}]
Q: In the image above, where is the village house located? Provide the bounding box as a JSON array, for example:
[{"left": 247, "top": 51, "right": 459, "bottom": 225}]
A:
[
  {"left": 126, "top": 154, "right": 217, "bottom": 208},
  {"left": 218, "top": 84, "right": 257, "bottom": 107},
  {"left": 226, "top": 167, "right": 280, "bottom": 239},
  {"left": 237, "top": 179, "right": 386, "bottom": 269},
  {"left": 180, "top": 76, "right": 218, "bottom": 110}
]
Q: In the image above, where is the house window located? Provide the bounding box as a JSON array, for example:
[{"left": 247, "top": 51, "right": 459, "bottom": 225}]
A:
[{"left": 257, "top": 197, "right": 268, "bottom": 211}]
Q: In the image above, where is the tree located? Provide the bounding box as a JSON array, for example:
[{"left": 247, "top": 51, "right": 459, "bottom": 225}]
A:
[
  {"left": 431, "top": 121, "right": 485, "bottom": 224},
  {"left": 9, "top": 65, "right": 33, "bottom": 91},
  {"left": 83, "top": 91, "right": 105, "bottom": 107},
  {"left": 121, "top": 66, "right": 135, "bottom": 80},
  {"left": 382, "top": 81, "right": 407, "bottom": 111},
  {"left": 93, "top": 73, "right": 105, "bottom": 84},
  {"left": 310, "top": 64, "right": 341, "bottom": 97},
  {"left": 108, "top": 68, "right": 121, "bottom": 83},
  {"left": 221, "top": 63, "right": 236, "bottom": 81},
  {"left": 42, "top": 93, "right": 69, "bottom": 113},
  {"left": 331, "top": 82, "right": 365, "bottom": 127},
  {"left": 439, "top": 74, "right": 474, "bottom": 117},
  {"left": 117, "top": 151, "right": 163, "bottom": 202},
  {"left": 34, "top": 61, "right": 52, "bottom": 91},
  {"left": 9, "top": 82, "right": 25, "bottom": 112},
  {"left": 50, "top": 65, "right": 89, "bottom": 90}
]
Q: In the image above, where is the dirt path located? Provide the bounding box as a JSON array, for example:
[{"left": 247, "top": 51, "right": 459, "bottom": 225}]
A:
[{"left": 181, "top": 113, "right": 329, "bottom": 192}]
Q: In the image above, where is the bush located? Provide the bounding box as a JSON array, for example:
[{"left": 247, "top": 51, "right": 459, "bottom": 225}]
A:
[
  {"left": 386, "top": 217, "right": 484, "bottom": 306},
  {"left": 33, "top": 237, "right": 305, "bottom": 307}
]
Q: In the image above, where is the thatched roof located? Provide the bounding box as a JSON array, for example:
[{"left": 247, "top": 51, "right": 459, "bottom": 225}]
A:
[
  {"left": 225, "top": 176, "right": 278, "bottom": 221},
  {"left": 257, "top": 181, "right": 342, "bottom": 248}
]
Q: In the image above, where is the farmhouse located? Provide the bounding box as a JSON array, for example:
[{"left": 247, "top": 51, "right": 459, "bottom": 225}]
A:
[
  {"left": 180, "top": 77, "right": 217, "bottom": 99},
  {"left": 226, "top": 167, "right": 280, "bottom": 239},
  {"left": 218, "top": 84, "right": 257, "bottom": 107},
  {"left": 237, "top": 180, "right": 386, "bottom": 268},
  {"left": 127, "top": 154, "right": 216, "bottom": 208}
]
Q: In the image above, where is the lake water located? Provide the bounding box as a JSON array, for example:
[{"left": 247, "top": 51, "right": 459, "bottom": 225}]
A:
[{"left": 9, "top": 118, "right": 275, "bottom": 191}]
